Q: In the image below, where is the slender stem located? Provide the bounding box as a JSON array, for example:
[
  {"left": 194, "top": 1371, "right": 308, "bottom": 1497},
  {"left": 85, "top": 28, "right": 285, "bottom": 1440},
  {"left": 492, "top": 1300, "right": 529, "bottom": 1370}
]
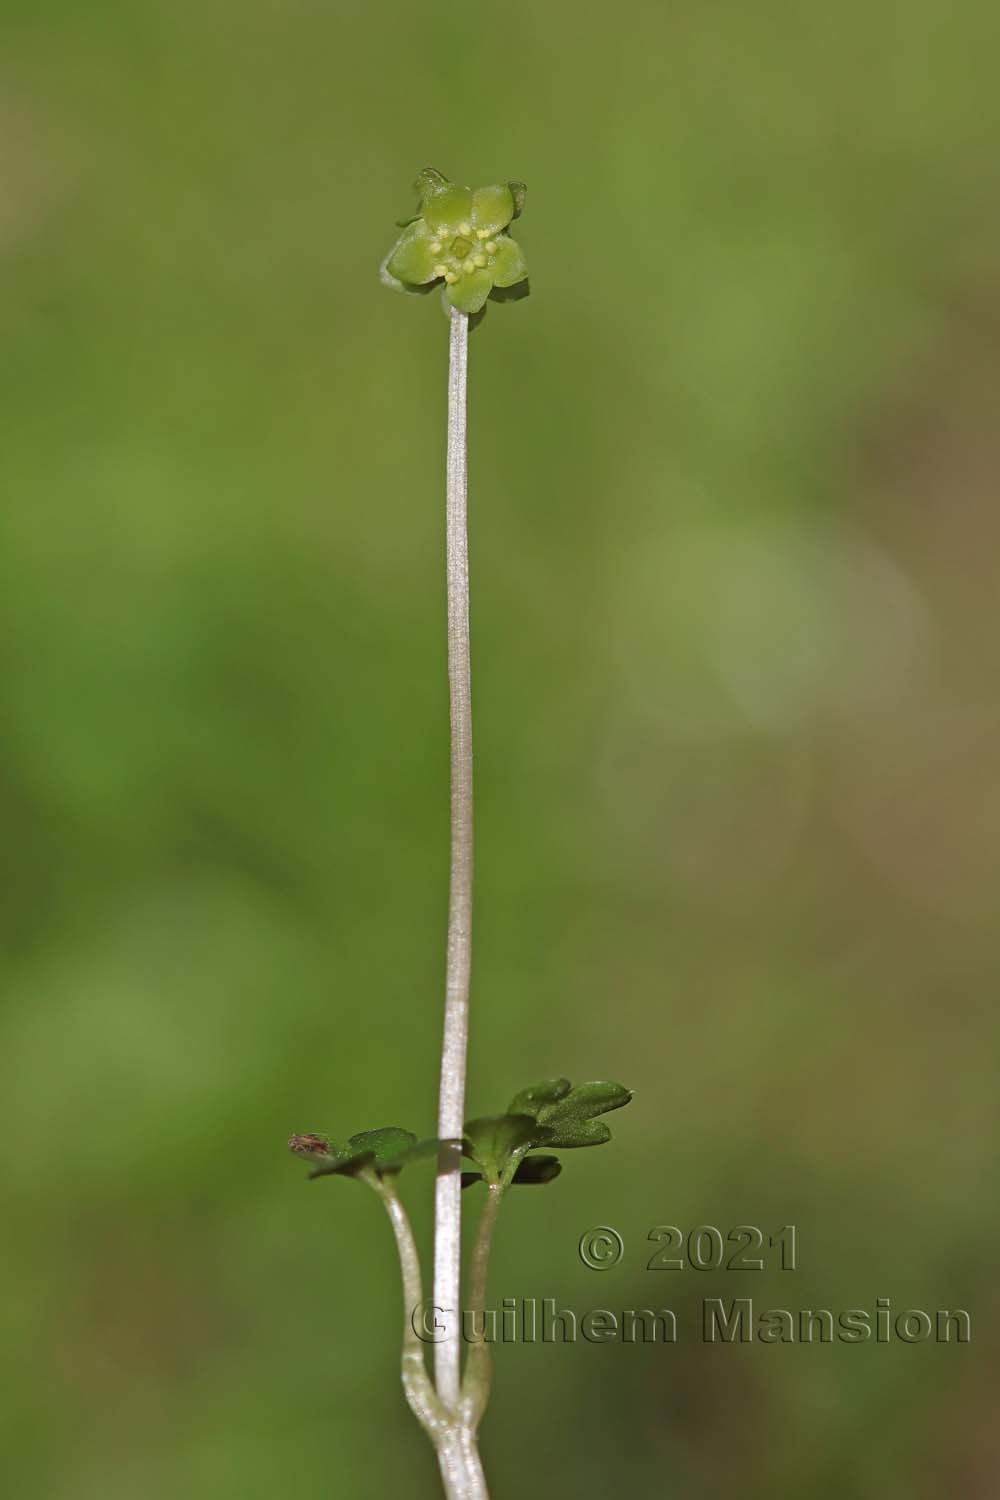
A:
[
  {"left": 426, "top": 308, "right": 490, "bottom": 1499},
  {"left": 460, "top": 1183, "right": 504, "bottom": 1425},
  {"left": 370, "top": 1176, "right": 446, "bottom": 1438},
  {"left": 434, "top": 307, "right": 473, "bottom": 1411},
  {"left": 373, "top": 1171, "right": 489, "bottom": 1498},
  {"left": 437, "top": 1427, "right": 489, "bottom": 1500}
]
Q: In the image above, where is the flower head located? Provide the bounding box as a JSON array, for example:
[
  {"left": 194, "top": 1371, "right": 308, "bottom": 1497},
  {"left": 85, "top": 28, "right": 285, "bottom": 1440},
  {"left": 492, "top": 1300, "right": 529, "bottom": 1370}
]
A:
[{"left": 381, "top": 168, "right": 528, "bottom": 315}]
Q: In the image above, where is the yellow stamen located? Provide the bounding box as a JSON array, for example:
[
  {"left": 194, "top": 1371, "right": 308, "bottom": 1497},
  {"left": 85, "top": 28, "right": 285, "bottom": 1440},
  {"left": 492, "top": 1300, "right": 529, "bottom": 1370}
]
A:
[
  {"left": 474, "top": 254, "right": 487, "bottom": 268},
  {"left": 444, "top": 271, "right": 459, "bottom": 284},
  {"left": 434, "top": 264, "right": 449, "bottom": 278},
  {"left": 458, "top": 221, "right": 472, "bottom": 236},
  {"left": 463, "top": 258, "right": 476, "bottom": 274},
  {"left": 485, "top": 240, "right": 498, "bottom": 254}
]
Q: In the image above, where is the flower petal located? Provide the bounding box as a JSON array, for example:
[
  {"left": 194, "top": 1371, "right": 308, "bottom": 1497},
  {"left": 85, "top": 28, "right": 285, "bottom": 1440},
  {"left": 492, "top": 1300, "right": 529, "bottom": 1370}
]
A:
[
  {"left": 423, "top": 185, "right": 473, "bottom": 233},
  {"left": 385, "top": 221, "right": 441, "bottom": 286},
  {"left": 446, "top": 270, "right": 493, "bottom": 315},
  {"left": 490, "top": 235, "right": 528, "bottom": 287},
  {"left": 471, "top": 184, "right": 514, "bottom": 233}
]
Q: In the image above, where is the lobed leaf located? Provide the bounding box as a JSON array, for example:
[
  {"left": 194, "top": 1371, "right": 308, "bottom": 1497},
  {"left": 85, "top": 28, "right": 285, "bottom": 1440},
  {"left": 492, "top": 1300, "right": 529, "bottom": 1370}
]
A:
[
  {"left": 461, "top": 1154, "right": 563, "bottom": 1189},
  {"left": 463, "top": 1114, "right": 548, "bottom": 1181},
  {"left": 511, "top": 1154, "right": 562, "bottom": 1185},
  {"left": 507, "top": 1079, "right": 571, "bottom": 1115},
  {"left": 289, "top": 1126, "right": 451, "bottom": 1182},
  {"left": 505, "top": 1078, "right": 633, "bottom": 1151}
]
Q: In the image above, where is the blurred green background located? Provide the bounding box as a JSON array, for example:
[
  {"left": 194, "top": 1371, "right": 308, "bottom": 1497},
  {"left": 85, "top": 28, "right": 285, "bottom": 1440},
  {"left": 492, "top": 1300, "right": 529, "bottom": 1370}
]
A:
[{"left": 2, "top": 2, "right": 998, "bottom": 1496}]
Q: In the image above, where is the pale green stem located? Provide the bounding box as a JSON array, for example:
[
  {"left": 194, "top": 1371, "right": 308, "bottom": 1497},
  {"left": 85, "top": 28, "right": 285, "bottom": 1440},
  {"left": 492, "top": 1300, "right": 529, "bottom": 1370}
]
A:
[
  {"left": 370, "top": 1175, "right": 445, "bottom": 1437},
  {"left": 423, "top": 308, "right": 490, "bottom": 1499},
  {"left": 373, "top": 1172, "right": 489, "bottom": 1498},
  {"left": 460, "top": 1183, "right": 504, "bottom": 1426},
  {"left": 434, "top": 306, "right": 473, "bottom": 1411},
  {"left": 436, "top": 1427, "right": 489, "bottom": 1499}
]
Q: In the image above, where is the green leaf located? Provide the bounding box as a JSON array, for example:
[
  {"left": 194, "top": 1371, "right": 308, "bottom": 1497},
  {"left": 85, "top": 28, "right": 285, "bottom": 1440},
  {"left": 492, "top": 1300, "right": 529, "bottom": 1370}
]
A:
[
  {"left": 461, "top": 1153, "right": 563, "bottom": 1188},
  {"left": 303, "top": 1146, "right": 375, "bottom": 1180},
  {"left": 549, "top": 1081, "right": 632, "bottom": 1117},
  {"left": 463, "top": 1114, "right": 543, "bottom": 1179},
  {"left": 290, "top": 1126, "right": 452, "bottom": 1182},
  {"left": 511, "top": 1154, "right": 562, "bottom": 1185},
  {"left": 385, "top": 1136, "right": 453, "bottom": 1169},
  {"left": 458, "top": 1080, "right": 630, "bottom": 1193},
  {"left": 504, "top": 1079, "right": 633, "bottom": 1151},
  {"left": 507, "top": 1079, "right": 572, "bottom": 1116},
  {"left": 346, "top": 1127, "right": 418, "bottom": 1165},
  {"left": 537, "top": 1120, "right": 614, "bottom": 1149}
]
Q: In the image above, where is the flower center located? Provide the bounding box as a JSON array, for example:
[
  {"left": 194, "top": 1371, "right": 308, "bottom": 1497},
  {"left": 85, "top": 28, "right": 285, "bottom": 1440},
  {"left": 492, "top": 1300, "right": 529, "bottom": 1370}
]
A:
[{"left": 428, "top": 220, "right": 501, "bottom": 284}]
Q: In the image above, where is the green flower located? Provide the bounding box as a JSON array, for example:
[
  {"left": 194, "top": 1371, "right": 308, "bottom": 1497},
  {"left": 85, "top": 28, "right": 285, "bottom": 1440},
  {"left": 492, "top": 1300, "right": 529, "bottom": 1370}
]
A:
[{"left": 381, "top": 168, "right": 528, "bottom": 315}]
